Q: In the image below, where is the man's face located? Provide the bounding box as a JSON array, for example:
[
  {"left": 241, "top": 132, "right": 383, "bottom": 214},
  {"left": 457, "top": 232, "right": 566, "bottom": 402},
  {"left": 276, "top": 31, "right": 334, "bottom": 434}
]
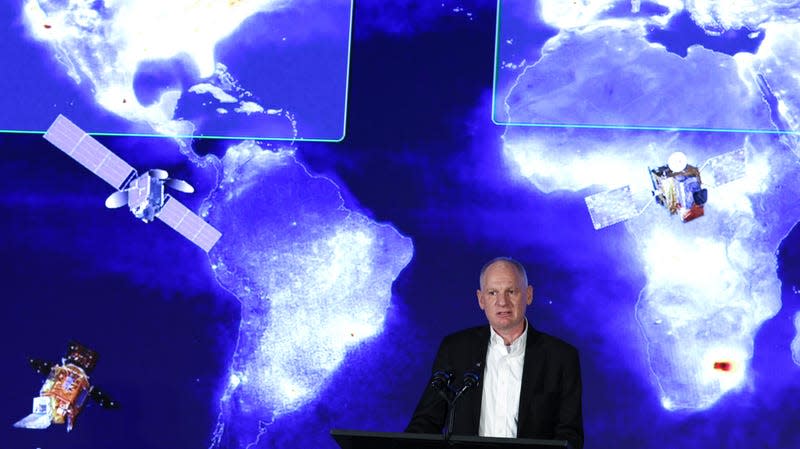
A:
[{"left": 477, "top": 261, "right": 533, "bottom": 336}]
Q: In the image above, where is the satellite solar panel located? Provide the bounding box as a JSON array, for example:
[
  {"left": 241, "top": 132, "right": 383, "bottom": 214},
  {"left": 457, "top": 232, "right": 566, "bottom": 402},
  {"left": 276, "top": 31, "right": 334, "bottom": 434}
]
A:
[
  {"left": 157, "top": 196, "right": 222, "bottom": 252},
  {"left": 44, "top": 115, "right": 135, "bottom": 190},
  {"left": 700, "top": 148, "right": 747, "bottom": 188},
  {"left": 584, "top": 185, "right": 641, "bottom": 230}
]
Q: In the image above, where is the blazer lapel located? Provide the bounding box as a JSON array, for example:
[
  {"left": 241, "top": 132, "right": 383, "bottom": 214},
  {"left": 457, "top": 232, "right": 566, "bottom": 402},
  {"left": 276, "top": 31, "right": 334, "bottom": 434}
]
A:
[
  {"left": 517, "top": 327, "right": 545, "bottom": 435},
  {"left": 470, "top": 326, "right": 490, "bottom": 433}
]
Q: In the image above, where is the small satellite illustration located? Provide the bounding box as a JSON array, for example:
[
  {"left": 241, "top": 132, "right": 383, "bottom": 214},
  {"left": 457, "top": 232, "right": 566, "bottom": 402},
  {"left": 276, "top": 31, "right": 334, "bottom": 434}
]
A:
[
  {"left": 14, "top": 342, "right": 118, "bottom": 432},
  {"left": 43, "top": 115, "right": 222, "bottom": 252},
  {"left": 649, "top": 151, "right": 708, "bottom": 223},
  {"left": 584, "top": 149, "right": 747, "bottom": 230}
]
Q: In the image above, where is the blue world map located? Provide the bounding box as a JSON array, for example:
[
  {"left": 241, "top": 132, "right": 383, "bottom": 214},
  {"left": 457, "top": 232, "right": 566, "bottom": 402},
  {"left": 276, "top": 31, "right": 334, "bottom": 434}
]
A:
[{"left": 2, "top": 1, "right": 800, "bottom": 449}]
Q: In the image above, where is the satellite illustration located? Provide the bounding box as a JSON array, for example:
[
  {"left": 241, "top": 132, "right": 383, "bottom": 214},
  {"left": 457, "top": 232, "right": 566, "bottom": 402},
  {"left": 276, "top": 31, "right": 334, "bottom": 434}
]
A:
[
  {"left": 14, "top": 342, "right": 117, "bottom": 432},
  {"left": 43, "top": 114, "right": 222, "bottom": 251},
  {"left": 584, "top": 148, "right": 746, "bottom": 229},
  {"left": 2, "top": 1, "right": 800, "bottom": 449}
]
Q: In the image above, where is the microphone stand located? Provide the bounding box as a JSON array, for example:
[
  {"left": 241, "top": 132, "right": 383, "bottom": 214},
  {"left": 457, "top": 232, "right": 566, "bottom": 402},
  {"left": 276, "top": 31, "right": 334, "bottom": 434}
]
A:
[
  {"left": 431, "top": 370, "right": 480, "bottom": 443},
  {"left": 444, "top": 395, "right": 458, "bottom": 443}
]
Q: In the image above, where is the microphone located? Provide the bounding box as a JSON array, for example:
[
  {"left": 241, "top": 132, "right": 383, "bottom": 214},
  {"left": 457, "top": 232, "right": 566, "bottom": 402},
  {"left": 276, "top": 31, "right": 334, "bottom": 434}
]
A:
[
  {"left": 454, "top": 369, "right": 480, "bottom": 398},
  {"left": 462, "top": 370, "right": 480, "bottom": 390},
  {"left": 430, "top": 369, "right": 453, "bottom": 392},
  {"left": 430, "top": 369, "right": 454, "bottom": 404}
]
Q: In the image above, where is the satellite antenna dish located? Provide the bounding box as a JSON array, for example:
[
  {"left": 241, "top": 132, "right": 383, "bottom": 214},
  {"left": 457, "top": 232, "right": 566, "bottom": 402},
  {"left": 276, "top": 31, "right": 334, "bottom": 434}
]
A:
[
  {"left": 164, "top": 178, "right": 195, "bottom": 193},
  {"left": 104, "top": 190, "right": 129, "bottom": 208},
  {"left": 148, "top": 169, "right": 169, "bottom": 179},
  {"left": 667, "top": 151, "right": 688, "bottom": 172}
]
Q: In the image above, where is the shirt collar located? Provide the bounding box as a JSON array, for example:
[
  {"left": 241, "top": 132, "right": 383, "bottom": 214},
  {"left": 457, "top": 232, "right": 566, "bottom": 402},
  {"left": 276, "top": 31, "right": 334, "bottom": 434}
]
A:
[{"left": 489, "top": 318, "right": 528, "bottom": 355}]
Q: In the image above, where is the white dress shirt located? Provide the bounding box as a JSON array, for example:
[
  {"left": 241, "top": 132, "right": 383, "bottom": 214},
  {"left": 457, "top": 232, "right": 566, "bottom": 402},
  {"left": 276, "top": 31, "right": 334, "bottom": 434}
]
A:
[{"left": 478, "top": 321, "right": 528, "bottom": 438}]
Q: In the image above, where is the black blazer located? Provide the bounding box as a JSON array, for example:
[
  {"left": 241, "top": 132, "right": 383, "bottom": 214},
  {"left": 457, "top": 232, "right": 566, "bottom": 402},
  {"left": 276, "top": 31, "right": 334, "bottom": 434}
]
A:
[{"left": 405, "top": 325, "right": 584, "bottom": 449}]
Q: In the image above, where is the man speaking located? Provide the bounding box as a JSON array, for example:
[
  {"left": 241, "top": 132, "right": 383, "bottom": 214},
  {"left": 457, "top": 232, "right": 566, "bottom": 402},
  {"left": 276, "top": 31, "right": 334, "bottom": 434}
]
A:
[{"left": 405, "top": 257, "right": 584, "bottom": 449}]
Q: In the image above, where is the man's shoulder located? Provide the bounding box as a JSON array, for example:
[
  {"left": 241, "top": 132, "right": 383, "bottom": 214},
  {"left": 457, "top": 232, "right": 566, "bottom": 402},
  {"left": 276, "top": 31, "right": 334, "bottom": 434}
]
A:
[
  {"left": 440, "top": 325, "right": 489, "bottom": 345},
  {"left": 529, "top": 328, "right": 580, "bottom": 357}
]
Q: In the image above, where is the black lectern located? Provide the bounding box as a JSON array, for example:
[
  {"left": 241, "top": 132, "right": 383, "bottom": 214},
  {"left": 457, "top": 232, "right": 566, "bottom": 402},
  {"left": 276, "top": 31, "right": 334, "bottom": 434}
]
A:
[{"left": 331, "top": 429, "right": 571, "bottom": 449}]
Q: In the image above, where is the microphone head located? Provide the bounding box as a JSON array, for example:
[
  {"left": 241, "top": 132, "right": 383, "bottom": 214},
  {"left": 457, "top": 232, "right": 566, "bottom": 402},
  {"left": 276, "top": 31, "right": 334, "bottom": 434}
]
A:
[
  {"left": 430, "top": 369, "right": 453, "bottom": 391},
  {"left": 462, "top": 370, "right": 480, "bottom": 390}
]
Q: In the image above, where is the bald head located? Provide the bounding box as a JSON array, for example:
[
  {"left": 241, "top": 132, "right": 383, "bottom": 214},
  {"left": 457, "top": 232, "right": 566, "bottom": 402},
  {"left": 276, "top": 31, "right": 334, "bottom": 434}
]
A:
[{"left": 479, "top": 257, "right": 529, "bottom": 290}]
